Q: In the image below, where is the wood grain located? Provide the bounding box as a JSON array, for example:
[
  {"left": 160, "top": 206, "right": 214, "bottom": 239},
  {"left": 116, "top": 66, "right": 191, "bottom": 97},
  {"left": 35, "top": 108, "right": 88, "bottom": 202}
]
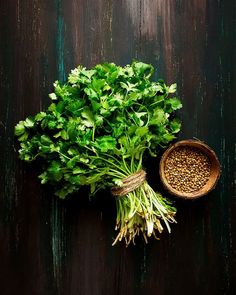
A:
[{"left": 0, "top": 1, "right": 235, "bottom": 294}]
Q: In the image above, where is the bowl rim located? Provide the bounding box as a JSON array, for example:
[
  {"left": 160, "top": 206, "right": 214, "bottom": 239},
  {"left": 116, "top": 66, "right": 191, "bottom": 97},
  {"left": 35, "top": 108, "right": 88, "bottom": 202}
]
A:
[{"left": 159, "top": 139, "right": 221, "bottom": 199}]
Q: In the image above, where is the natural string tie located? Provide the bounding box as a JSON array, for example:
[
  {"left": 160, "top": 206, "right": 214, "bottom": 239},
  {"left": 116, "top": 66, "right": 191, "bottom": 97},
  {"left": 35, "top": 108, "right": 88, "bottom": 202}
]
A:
[{"left": 111, "top": 170, "right": 146, "bottom": 197}]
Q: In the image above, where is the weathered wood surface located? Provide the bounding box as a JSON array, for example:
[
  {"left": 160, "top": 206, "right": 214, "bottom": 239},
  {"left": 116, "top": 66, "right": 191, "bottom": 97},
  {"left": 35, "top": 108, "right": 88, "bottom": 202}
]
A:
[{"left": 0, "top": 1, "right": 235, "bottom": 294}]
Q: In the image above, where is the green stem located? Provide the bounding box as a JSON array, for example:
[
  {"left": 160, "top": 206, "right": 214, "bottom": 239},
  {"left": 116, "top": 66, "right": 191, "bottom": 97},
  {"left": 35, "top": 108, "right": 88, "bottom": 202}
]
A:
[
  {"left": 58, "top": 151, "right": 71, "bottom": 160},
  {"left": 122, "top": 156, "right": 131, "bottom": 174},
  {"left": 90, "top": 156, "right": 127, "bottom": 175},
  {"left": 112, "top": 165, "right": 176, "bottom": 246},
  {"left": 92, "top": 126, "right": 95, "bottom": 141}
]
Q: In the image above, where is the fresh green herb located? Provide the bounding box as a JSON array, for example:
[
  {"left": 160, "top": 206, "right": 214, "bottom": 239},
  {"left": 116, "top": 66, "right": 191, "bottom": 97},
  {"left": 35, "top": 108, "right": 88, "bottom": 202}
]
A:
[{"left": 15, "top": 61, "right": 182, "bottom": 246}]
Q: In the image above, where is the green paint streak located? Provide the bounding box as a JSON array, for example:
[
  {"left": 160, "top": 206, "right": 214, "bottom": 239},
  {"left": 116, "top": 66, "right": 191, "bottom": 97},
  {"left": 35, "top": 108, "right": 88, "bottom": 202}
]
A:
[
  {"left": 50, "top": 1, "right": 66, "bottom": 292},
  {"left": 51, "top": 198, "right": 64, "bottom": 294},
  {"left": 55, "top": 0, "right": 66, "bottom": 82}
]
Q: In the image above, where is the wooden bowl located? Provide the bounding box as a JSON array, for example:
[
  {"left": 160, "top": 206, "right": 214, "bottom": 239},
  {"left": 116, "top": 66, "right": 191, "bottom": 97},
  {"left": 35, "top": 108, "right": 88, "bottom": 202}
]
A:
[{"left": 159, "top": 139, "right": 221, "bottom": 199}]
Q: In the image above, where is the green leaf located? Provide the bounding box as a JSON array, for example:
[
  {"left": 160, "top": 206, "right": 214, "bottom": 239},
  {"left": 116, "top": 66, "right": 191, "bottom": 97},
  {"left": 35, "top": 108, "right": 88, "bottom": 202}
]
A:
[
  {"left": 55, "top": 184, "right": 77, "bottom": 199},
  {"left": 39, "top": 172, "right": 48, "bottom": 184},
  {"left": 120, "top": 81, "right": 138, "bottom": 93},
  {"left": 133, "top": 112, "right": 147, "bottom": 126},
  {"left": 168, "top": 83, "right": 177, "bottom": 93},
  {"left": 67, "top": 156, "right": 80, "bottom": 168},
  {"left": 67, "top": 175, "right": 81, "bottom": 185},
  {"left": 84, "top": 87, "right": 98, "bottom": 99},
  {"left": 94, "top": 115, "right": 103, "bottom": 126},
  {"left": 132, "top": 61, "right": 154, "bottom": 78},
  {"left": 48, "top": 103, "right": 56, "bottom": 112},
  {"left": 60, "top": 130, "right": 69, "bottom": 140},
  {"left": 56, "top": 101, "right": 65, "bottom": 113},
  {"left": 18, "top": 132, "right": 29, "bottom": 141},
  {"left": 165, "top": 98, "right": 182, "bottom": 111},
  {"left": 66, "top": 101, "right": 84, "bottom": 115},
  {"left": 155, "top": 84, "right": 164, "bottom": 93},
  {"left": 49, "top": 93, "right": 57, "bottom": 100},
  {"left": 135, "top": 126, "right": 149, "bottom": 137},
  {"left": 95, "top": 136, "right": 116, "bottom": 152},
  {"left": 169, "top": 119, "right": 181, "bottom": 133},
  {"left": 15, "top": 121, "right": 25, "bottom": 136},
  {"left": 47, "top": 161, "right": 63, "bottom": 181},
  {"left": 40, "top": 135, "right": 53, "bottom": 146},
  {"left": 67, "top": 122, "right": 77, "bottom": 141},
  {"left": 24, "top": 118, "right": 34, "bottom": 128},
  {"left": 35, "top": 112, "right": 47, "bottom": 121},
  {"left": 14, "top": 60, "right": 182, "bottom": 203},
  {"left": 92, "top": 79, "right": 106, "bottom": 93},
  {"left": 149, "top": 108, "right": 167, "bottom": 125},
  {"left": 161, "top": 133, "right": 176, "bottom": 144},
  {"left": 84, "top": 69, "right": 96, "bottom": 79},
  {"left": 72, "top": 167, "right": 86, "bottom": 174},
  {"left": 81, "top": 108, "right": 94, "bottom": 127},
  {"left": 67, "top": 147, "right": 79, "bottom": 156}
]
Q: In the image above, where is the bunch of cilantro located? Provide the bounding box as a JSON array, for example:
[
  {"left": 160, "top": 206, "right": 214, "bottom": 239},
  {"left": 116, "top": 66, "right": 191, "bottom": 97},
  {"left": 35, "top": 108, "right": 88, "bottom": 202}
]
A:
[{"left": 15, "top": 61, "right": 182, "bottom": 246}]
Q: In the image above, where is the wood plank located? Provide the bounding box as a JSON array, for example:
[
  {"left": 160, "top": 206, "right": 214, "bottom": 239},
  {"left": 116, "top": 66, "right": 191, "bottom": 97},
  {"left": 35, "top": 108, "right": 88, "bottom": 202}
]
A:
[{"left": 0, "top": 0, "right": 235, "bottom": 294}]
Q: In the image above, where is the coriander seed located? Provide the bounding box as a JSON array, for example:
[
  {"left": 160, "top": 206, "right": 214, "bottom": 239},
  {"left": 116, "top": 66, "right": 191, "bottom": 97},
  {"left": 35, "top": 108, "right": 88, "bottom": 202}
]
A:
[{"left": 164, "top": 146, "right": 211, "bottom": 193}]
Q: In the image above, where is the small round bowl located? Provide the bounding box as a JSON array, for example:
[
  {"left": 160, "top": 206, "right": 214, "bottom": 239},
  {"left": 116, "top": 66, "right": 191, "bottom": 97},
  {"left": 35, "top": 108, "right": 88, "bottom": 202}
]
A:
[{"left": 159, "top": 139, "right": 221, "bottom": 199}]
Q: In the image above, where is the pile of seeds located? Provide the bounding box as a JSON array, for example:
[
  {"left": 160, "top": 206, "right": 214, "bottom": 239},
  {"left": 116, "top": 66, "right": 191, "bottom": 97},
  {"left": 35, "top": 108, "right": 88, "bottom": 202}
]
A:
[{"left": 164, "top": 146, "right": 211, "bottom": 193}]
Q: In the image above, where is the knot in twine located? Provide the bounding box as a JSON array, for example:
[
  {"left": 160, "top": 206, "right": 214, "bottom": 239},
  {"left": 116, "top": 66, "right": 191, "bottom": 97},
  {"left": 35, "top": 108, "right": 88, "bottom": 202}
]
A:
[{"left": 111, "top": 170, "right": 146, "bottom": 197}]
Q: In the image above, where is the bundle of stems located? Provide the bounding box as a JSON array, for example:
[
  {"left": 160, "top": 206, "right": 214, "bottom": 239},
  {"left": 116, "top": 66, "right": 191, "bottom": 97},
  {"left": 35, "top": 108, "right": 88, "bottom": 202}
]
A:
[
  {"left": 99, "top": 153, "right": 176, "bottom": 245},
  {"left": 15, "top": 61, "right": 182, "bottom": 245}
]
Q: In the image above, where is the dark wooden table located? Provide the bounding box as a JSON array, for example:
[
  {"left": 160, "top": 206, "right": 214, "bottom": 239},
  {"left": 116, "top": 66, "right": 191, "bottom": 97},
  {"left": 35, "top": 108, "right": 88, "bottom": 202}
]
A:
[{"left": 0, "top": 1, "right": 236, "bottom": 294}]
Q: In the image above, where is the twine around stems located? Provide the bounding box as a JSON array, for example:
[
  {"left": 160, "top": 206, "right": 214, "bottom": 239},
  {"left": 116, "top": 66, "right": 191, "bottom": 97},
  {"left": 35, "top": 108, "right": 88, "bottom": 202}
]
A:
[{"left": 111, "top": 170, "right": 147, "bottom": 197}]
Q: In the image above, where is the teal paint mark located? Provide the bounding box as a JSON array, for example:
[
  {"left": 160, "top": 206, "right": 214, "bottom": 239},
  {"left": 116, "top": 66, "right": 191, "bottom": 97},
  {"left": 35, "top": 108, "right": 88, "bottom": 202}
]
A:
[
  {"left": 51, "top": 198, "right": 64, "bottom": 294},
  {"left": 51, "top": 2, "right": 66, "bottom": 293},
  {"left": 219, "top": 2, "right": 225, "bottom": 37},
  {"left": 140, "top": 245, "right": 147, "bottom": 284},
  {"left": 55, "top": 0, "right": 66, "bottom": 82}
]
